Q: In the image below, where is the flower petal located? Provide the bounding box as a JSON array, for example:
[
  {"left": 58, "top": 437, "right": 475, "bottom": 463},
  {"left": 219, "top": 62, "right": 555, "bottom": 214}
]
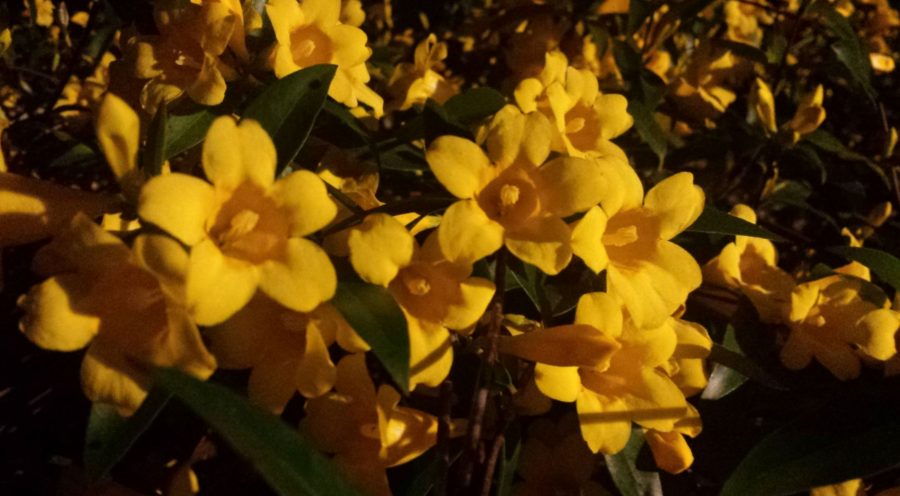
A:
[
  {"left": 248, "top": 356, "right": 297, "bottom": 414},
  {"left": 437, "top": 200, "right": 504, "bottom": 264},
  {"left": 273, "top": 169, "right": 337, "bottom": 236},
  {"left": 644, "top": 172, "right": 705, "bottom": 240},
  {"left": 408, "top": 317, "right": 453, "bottom": 389},
  {"left": 645, "top": 430, "right": 693, "bottom": 474},
  {"left": 571, "top": 206, "right": 608, "bottom": 274},
  {"left": 138, "top": 173, "right": 216, "bottom": 246},
  {"left": 295, "top": 324, "right": 338, "bottom": 398},
  {"left": 534, "top": 364, "right": 582, "bottom": 403},
  {"left": 505, "top": 215, "right": 572, "bottom": 275},
  {"left": 348, "top": 214, "right": 415, "bottom": 287},
  {"left": 574, "top": 292, "right": 623, "bottom": 339},
  {"left": 186, "top": 239, "right": 259, "bottom": 325},
  {"left": 498, "top": 324, "right": 620, "bottom": 368},
  {"left": 576, "top": 390, "right": 632, "bottom": 454},
  {"left": 18, "top": 274, "right": 100, "bottom": 352},
  {"left": 203, "top": 117, "right": 276, "bottom": 191},
  {"left": 539, "top": 156, "right": 610, "bottom": 217},
  {"left": 442, "top": 276, "right": 495, "bottom": 330},
  {"left": 95, "top": 94, "right": 140, "bottom": 194},
  {"left": 82, "top": 342, "right": 148, "bottom": 416},
  {"left": 426, "top": 136, "right": 492, "bottom": 199},
  {"left": 259, "top": 238, "right": 336, "bottom": 313}
]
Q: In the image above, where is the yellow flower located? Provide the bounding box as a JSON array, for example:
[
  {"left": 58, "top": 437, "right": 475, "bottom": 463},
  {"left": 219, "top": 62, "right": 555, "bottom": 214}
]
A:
[
  {"left": 703, "top": 204, "right": 795, "bottom": 323},
  {"left": 724, "top": 1, "right": 772, "bottom": 47},
  {"left": 340, "top": 0, "right": 365, "bottom": 27},
  {"left": 644, "top": 404, "right": 702, "bottom": 474},
  {"left": 208, "top": 293, "right": 367, "bottom": 414},
  {"left": 138, "top": 116, "right": 338, "bottom": 325},
  {"left": 131, "top": 1, "right": 238, "bottom": 112},
  {"left": 572, "top": 169, "right": 705, "bottom": 329},
  {"left": 302, "top": 353, "right": 438, "bottom": 496},
  {"left": 55, "top": 52, "right": 116, "bottom": 119},
  {"left": 515, "top": 51, "right": 633, "bottom": 160},
  {"left": 781, "top": 273, "right": 899, "bottom": 380},
  {"left": 30, "top": 0, "right": 55, "bottom": 26},
  {"left": 94, "top": 93, "right": 146, "bottom": 202},
  {"left": 387, "top": 34, "right": 460, "bottom": 111},
  {"left": 751, "top": 78, "right": 826, "bottom": 143},
  {"left": 513, "top": 414, "right": 606, "bottom": 496},
  {"left": 348, "top": 213, "right": 495, "bottom": 388},
  {"left": 267, "top": 0, "right": 384, "bottom": 117},
  {"left": 427, "top": 105, "right": 617, "bottom": 274},
  {"left": 670, "top": 44, "right": 739, "bottom": 124},
  {"left": 810, "top": 479, "right": 865, "bottom": 496},
  {"left": 18, "top": 214, "right": 216, "bottom": 414},
  {"left": 500, "top": 292, "right": 688, "bottom": 454},
  {"left": 0, "top": 172, "right": 113, "bottom": 247}
]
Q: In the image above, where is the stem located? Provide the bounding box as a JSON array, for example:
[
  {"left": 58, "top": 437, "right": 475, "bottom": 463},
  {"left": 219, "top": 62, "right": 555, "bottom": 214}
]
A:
[
  {"left": 434, "top": 380, "right": 453, "bottom": 496},
  {"left": 460, "top": 249, "right": 507, "bottom": 488},
  {"left": 480, "top": 433, "right": 505, "bottom": 496}
]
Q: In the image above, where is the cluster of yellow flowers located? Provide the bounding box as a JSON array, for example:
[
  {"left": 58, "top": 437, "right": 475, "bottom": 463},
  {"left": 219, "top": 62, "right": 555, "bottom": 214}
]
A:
[{"left": 2, "top": 0, "right": 900, "bottom": 494}]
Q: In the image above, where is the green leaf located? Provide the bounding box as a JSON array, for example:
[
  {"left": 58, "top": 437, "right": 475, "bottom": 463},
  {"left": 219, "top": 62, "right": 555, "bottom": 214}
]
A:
[
  {"left": 708, "top": 344, "right": 788, "bottom": 392},
  {"left": 604, "top": 429, "right": 662, "bottom": 496},
  {"left": 331, "top": 282, "right": 410, "bottom": 393},
  {"left": 701, "top": 326, "right": 749, "bottom": 400},
  {"left": 688, "top": 206, "right": 785, "bottom": 241},
  {"left": 142, "top": 103, "right": 167, "bottom": 176},
  {"left": 164, "top": 106, "right": 218, "bottom": 160},
  {"left": 47, "top": 143, "right": 99, "bottom": 169},
  {"left": 810, "top": 1, "right": 877, "bottom": 105},
  {"left": 496, "top": 434, "right": 522, "bottom": 496},
  {"left": 627, "top": 100, "right": 667, "bottom": 163},
  {"left": 722, "top": 389, "right": 900, "bottom": 496},
  {"left": 154, "top": 367, "right": 359, "bottom": 496},
  {"left": 83, "top": 388, "right": 170, "bottom": 481},
  {"left": 242, "top": 64, "right": 337, "bottom": 172},
  {"left": 443, "top": 87, "right": 506, "bottom": 125},
  {"left": 714, "top": 39, "right": 769, "bottom": 65},
  {"left": 830, "top": 246, "right": 900, "bottom": 292},
  {"left": 804, "top": 129, "right": 890, "bottom": 189}
]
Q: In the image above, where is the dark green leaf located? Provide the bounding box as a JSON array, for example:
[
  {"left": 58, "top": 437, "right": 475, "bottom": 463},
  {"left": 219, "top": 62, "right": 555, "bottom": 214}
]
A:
[
  {"left": 443, "top": 87, "right": 506, "bottom": 125},
  {"left": 164, "top": 107, "right": 218, "bottom": 160},
  {"left": 810, "top": 1, "right": 877, "bottom": 104},
  {"left": 604, "top": 429, "right": 662, "bottom": 496},
  {"left": 47, "top": 143, "right": 99, "bottom": 169},
  {"left": 141, "top": 103, "right": 167, "bottom": 176},
  {"left": 496, "top": 434, "right": 522, "bottom": 496},
  {"left": 627, "top": 100, "right": 667, "bottom": 163},
  {"left": 83, "top": 388, "right": 170, "bottom": 481},
  {"left": 627, "top": 0, "right": 653, "bottom": 34},
  {"left": 688, "top": 206, "right": 785, "bottom": 241},
  {"left": 701, "top": 326, "right": 749, "bottom": 400},
  {"left": 331, "top": 282, "right": 410, "bottom": 393},
  {"left": 708, "top": 344, "right": 788, "bottom": 391},
  {"left": 154, "top": 368, "right": 359, "bottom": 496},
  {"left": 830, "top": 246, "right": 900, "bottom": 291},
  {"left": 722, "top": 389, "right": 900, "bottom": 496},
  {"left": 804, "top": 129, "right": 890, "bottom": 188},
  {"left": 714, "top": 40, "right": 769, "bottom": 65},
  {"left": 243, "top": 64, "right": 337, "bottom": 172},
  {"left": 424, "top": 99, "right": 471, "bottom": 142}
]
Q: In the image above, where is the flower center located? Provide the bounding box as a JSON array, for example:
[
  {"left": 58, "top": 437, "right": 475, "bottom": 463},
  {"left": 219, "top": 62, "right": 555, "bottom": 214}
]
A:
[
  {"left": 404, "top": 274, "right": 431, "bottom": 296},
  {"left": 498, "top": 184, "right": 521, "bottom": 216},
  {"left": 290, "top": 24, "right": 333, "bottom": 67},
  {"left": 602, "top": 225, "right": 638, "bottom": 247},
  {"left": 218, "top": 209, "right": 260, "bottom": 246},
  {"left": 359, "top": 423, "right": 380, "bottom": 440}
]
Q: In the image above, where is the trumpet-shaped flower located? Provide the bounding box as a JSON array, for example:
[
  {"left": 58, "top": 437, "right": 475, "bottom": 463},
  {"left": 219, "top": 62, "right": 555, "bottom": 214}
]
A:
[
  {"left": 208, "top": 293, "right": 367, "bottom": 413},
  {"left": 751, "top": 78, "right": 826, "bottom": 143},
  {"left": 138, "top": 116, "right": 338, "bottom": 325},
  {"left": 0, "top": 171, "right": 113, "bottom": 247},
  {"left": 500, "top": 292, "right": 688, "bottom": 454},
  {"left": 515, "top": 51, "right": 633, "bottom": 160},
  {"left": 670, "top": 44, "right": 739, "bottom": 124},
  {"left": 131, "top": 0, "right": 238, "bottom": 112},
  {"left": 703, "top": 204, "right": 795, "bottom": 323},
  {"left": 348, "top": 213, "right": 495, "bottom": 388},
  {"left": 387, "top": 34, "right": 460, "bottom": 111},
  {"left": 302, "top": 353, "right": 438, "bottom": 496},
  {"left": 18, "top": 214, "right": 216, "bottom": 414},
  {"left": 645, "top": 404, "right": 703, "bottom": 474},
  {"left": 267, "top": 0, "right": 383, "bottom": 116},
  {"left": 781, "top": 273, "right": 900, "bottom": 380},
  {"left": 572, "top": 169, "right": 705, "bottom": 329},
  {"left": 427, "top": 105, "right": 619, "bottom": 274}
]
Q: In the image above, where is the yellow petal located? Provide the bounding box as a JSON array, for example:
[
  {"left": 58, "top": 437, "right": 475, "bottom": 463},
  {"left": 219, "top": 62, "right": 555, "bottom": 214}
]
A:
[
  {"left": 138, "top": 173, "right": 216, "bottom": 246},
  {"left": 150, "top": 308, "right": 217, "bottom": 380},
  {"left": 426, "top": 136, "right": 492, "bottom": 199},
  {"left": 248, "top": 356, "right": 297, "bottom": 414},
  {"left": 132, "top": 234, "right": 190, "bottom": 299},
  {"left": 644, "top": 172, "right": 705, "bottom": 240},
  {"left": 498, "top": 324, "right": 620, "bottom": 367},
  {"left": 484, "top": 105, "right": 552, "bottom": 167},
  {"left": 645, "top": 430, "right": 693, "bottom": 474},
  {"left": 505, "top": 215, "right": 572, "bottom": 275},
  {"left": 571, "top": 206, "right": 609, "bottom": 274},
  {"left": 408, "top": 317, "right": 454, "bottom": 389},
  {"left": 185, "top": 53, "right": 227, "bottom": 107},
  {"left": 296, "top": 324, "right": 338, "bottom": 398},
  {"left": 595, "top": 93, "right": 633, "bottom": 140},
  {"left": 95, "top": 94, "right": 141, "bottom": 193},
  {"left": 82, "top": 343, "right": 148, "bottom": 416},
  {"left": 203, "top": 117, "right": 276, "bottom": 191},
  {"left": 259, "top": 238, "right": 337, "bottom": 313},
  {"left": 854, "top": 309, "right": 899, "bottom": 361},
  {"left": 539, "top": 156, "right": 609, "bottom": 217},
  {"left": 272, "top": 170, "right": 337, "bottom": 237},
  {"left": 575, "top": 389, "right": 632, "bottom": 454},
  {"left": 534, "top": 364, "right": 582, "bottom": 403},
  {"left": 207, "top": 297, "right": 272, "bottom": 369},
  {"left": 442, "top": 275, "right": 495, "bottom": 330},
  {"left": 18, "top": 274, "right": 100, "bottom": 352},
  {"left": 0, "top": 172, "right": 112, "bottom": 247},
  {"left": 514, "top": 78, "right": 544, "bottom": 114},
  {"left": 348, "top": 214, "right": 415, "bottom": 287},
  {"left": 574, "top": 292, "right": 623, "bottom": 339},
  {"left": 751, "top": 78, "right": 777, "bottom": 133},
  {"left": 437, "top": 200, "right": 504, "bottom": 264},
  {"left": 186, "top": 239, "right": 259, "bottom": 325}
]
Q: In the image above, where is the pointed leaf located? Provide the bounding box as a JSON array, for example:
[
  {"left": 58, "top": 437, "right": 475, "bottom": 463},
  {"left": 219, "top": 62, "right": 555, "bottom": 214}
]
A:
[{"left": 688, "top": 206, "right": 785, "bottom": 241}]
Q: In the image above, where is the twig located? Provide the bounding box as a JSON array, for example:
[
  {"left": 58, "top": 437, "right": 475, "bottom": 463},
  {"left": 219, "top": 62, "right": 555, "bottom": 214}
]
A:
[
  {"left": 460, "top": 248, "right": 507, "bottom": 488},
  {"left": 480, "top": 433, "right": 505, "bottom": 496},
  {"left": 434, "top": 380, "right": 453, "bottom": 496}
]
